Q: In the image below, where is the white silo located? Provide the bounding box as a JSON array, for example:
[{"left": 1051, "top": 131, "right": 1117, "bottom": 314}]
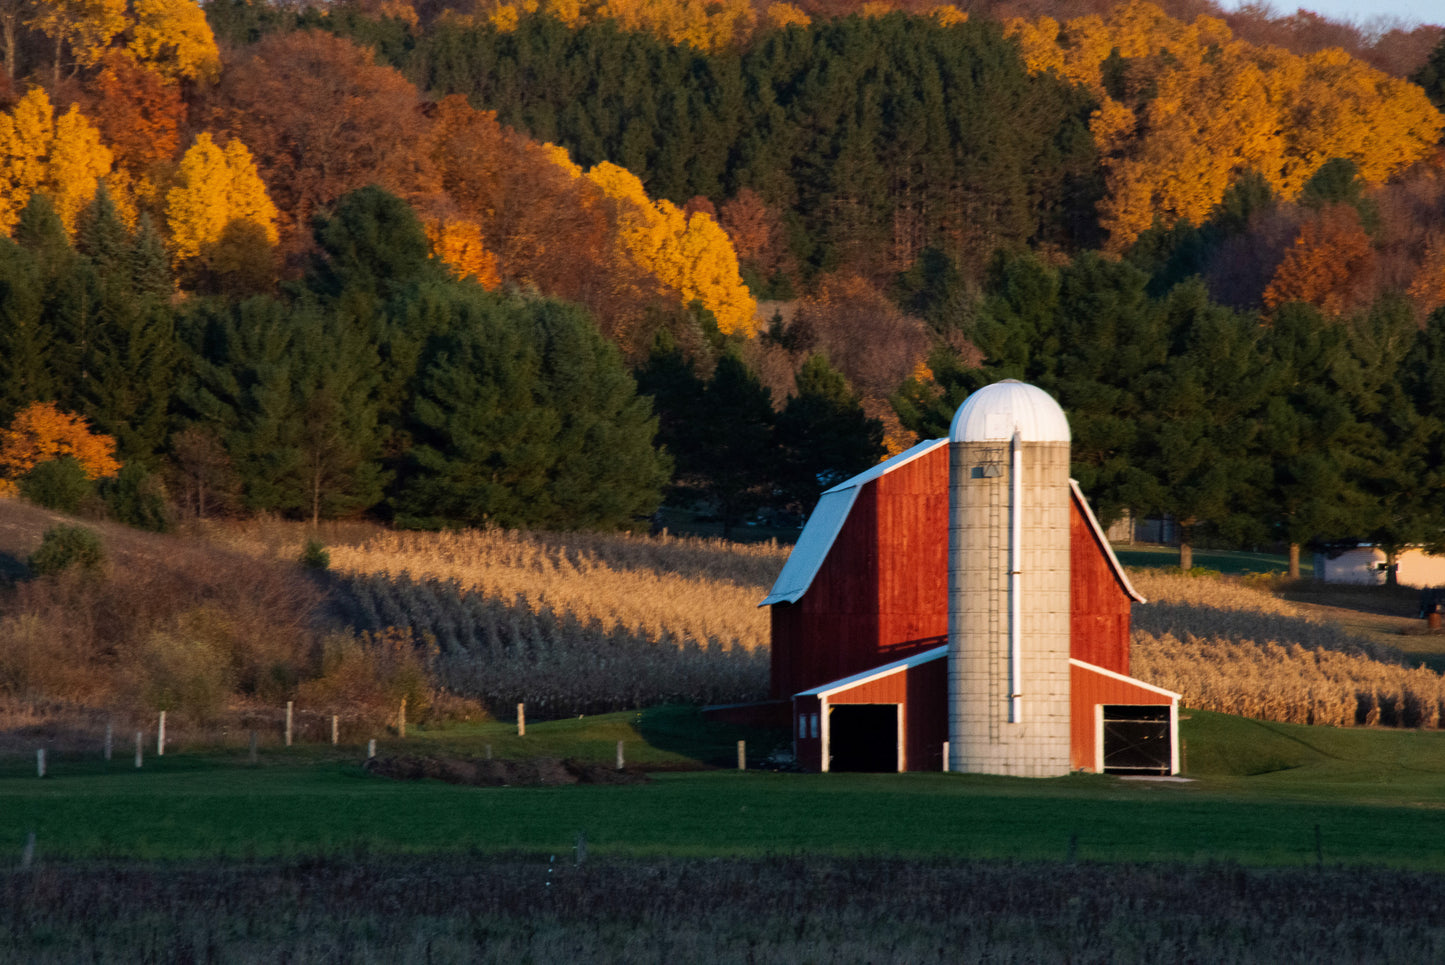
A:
[{"left": 947, "top": 380, "right": 1072, "bottom": 777}]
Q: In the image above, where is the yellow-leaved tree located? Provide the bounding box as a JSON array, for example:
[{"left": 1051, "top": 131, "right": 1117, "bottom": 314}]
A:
[
  {"left": 0, "top": 88, "right": 113, "bottom": 235},
  {"left": 0, "top": 401, "right": 121, "bottom": 497},
  {"left": 424, "top": 216, "right": 502, "bottom": 289},
  {"left": 585, "top": 160, "right": 758, "bottom": 337},
  {"left": 128, "top": 0, "right": 221, "bottom": 84},
  {"left": 28, "top": 0, "right": 127, "bottom": 86},
  {"left": 166, "top": 132, "right": 278, "bottom": 264},
  {"left": 1007, "top": 1, "right": 1444, "bottom": 250}
]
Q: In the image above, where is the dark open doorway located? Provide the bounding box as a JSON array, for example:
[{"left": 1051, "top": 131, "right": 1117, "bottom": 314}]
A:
[
  {"left": 829, "top": 704, "right": 899, "bottom": 772},
  {"left": 1102, "top": 705, "right": 1171, "bottom": 775}
]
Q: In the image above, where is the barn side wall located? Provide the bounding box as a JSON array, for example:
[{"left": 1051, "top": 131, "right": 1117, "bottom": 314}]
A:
[
  {"left": 770, "top": 448, "right": 949, "bottom": 698},
  {"left": 1069, "top": 498, "right": 1132, "bottom": 675},
  {"left": 1069, "top": 663, "right": 1175, "bottom": 772},
  {"left": 824, "top": 657, "right": 949, "bottom": 772}
]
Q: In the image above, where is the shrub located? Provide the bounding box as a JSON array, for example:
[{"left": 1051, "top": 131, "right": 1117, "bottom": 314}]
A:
[
  {"left": 300, "top": 539, "right": 330, "bottom": 571},
  {"left": 102, "top": 464, "right": 174, "bottom": 532},
  {"left": 20, "top": 456, "right": 95, "bottom": 514},
  {"left": 28, "top": 525, "right": 105, "bottom": 578}
]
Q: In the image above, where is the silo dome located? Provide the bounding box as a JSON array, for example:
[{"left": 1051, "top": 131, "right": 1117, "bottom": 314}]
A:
[{"left": 949, "top": 380, "right": 1070, "bottom": 444}]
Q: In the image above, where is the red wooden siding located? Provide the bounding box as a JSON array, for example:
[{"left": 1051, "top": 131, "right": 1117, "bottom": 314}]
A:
[
  {"left": 770, "top": 447, "right": 950, "bottom": 698},
  {"left": 1068, "top": 498, "right": 1132, "bottom": 674},
  {"left": 1069, "top": 662, "right": 1174, "bottom": 772},
  {"left": 805, "top": 655, "right": 949, "bottom": 772},
  {"left": 793, "top": 694, "right": 823, "bottom": 771}
]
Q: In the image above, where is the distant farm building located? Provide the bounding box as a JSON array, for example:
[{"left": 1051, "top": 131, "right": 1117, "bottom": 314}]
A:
[
  {"left": 1313, "top": 546, "right": 1445, "bottom": 589},
  {"left": 761, "top": 380, "right": 1178, "bottom": 776}
]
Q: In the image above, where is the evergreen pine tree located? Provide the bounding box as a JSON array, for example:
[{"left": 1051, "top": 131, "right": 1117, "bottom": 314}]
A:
[
  {"left": 696, "top": 348, "right": 776, "bottom": 537},
  {"left": 775, "top": 354, "right": 884, "bottom": 514},
  {"left": 0, "top": 236, "right": 52, "bottom": 423}
]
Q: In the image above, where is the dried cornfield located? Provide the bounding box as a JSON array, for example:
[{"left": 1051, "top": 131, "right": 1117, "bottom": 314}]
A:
[
  {"left": 211, "top": 519, "right": 1445, "bottom": 729},
  {"left": 316, "top": 528, "right": 787, "bottom": 716},
  {"left": 1129, "top": 571, "right": 1445, "bottom": 728}
]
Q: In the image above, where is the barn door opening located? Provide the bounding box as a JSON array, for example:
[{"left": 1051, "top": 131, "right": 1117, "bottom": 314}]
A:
[
  {"left": 1101, "top": 705, "right": 1171, "bottom": 775},
  {"left": 828, "top": 704, "right": 899, "bottom": 772}
]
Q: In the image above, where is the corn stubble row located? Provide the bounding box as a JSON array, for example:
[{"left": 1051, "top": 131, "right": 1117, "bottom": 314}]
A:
[
  {"left": 328, "top": 529, "right": 784, "bottom": 715},
  {"left": 1129, "top": 571, "right": 1444, "bottom": 728}
]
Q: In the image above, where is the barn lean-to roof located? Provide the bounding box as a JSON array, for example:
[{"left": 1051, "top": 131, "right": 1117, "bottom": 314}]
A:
[
  {"left": 758, "top": 440, "right": 1145, "bottom": 607},
  {"left": 796, "top": 644, "right": 948, "bottom": 698}
]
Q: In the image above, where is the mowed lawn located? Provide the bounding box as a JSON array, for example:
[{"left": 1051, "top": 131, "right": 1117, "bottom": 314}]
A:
[{"left": 4, "top": 708, "right": 1445, "bottom": 870}]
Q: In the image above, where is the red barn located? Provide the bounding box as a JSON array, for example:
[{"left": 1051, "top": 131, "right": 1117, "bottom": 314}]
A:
[{"left": 763, "top": 422, "right": 1179, "bottom": 775}]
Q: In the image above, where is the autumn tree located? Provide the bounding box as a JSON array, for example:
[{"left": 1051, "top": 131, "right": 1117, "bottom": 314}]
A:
[
  {"left": 427, "top": 95, "right": 675, "bottom": 353},
  {"left": 0, "top": 88, "right": 112, "bottom": 235},
  {"left": 786, "top": 272, "right": 928, "bottom": 401},
  {"left": 127, "top": 0, "right": 220, "bottom": 84},
  {"left": 1262, "top": 204, "right": 1376, "bottom": 318},
  {"left": 165, "top": 132, "right": 278, "bottom": 288},
  {"left": 1009, "top": 1, "right": 1444, "bottom": 250},
  {"left": 201, "top": 30, "right": 435, "bottom": 258},
  {"left": 0, "top": 400, "right": 121, "bottom": 492},
  {"left": 586, "top": 160, "right": 758, "bottom": 338},
  {"left": 81, "top": 51, "right": 185, "bottom": 177},
  {"left": 29, "top": 0, "right": 127, "bottom": 88}
]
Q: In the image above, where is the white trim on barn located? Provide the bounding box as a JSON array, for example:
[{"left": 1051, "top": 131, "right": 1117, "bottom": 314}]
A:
[
  {"left": 1069, "top": 480, "right": 1146, "bottom": 604},
  {"left": 797, "top": 645, "right": 948, "bottom": 698}
]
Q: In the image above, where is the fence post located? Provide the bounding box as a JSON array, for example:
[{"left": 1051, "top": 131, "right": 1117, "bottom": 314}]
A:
[
  {"left": 398, "top": 697, "right": 406, "bottom": 739},
  {"left": 616, "top": 740, "right": 624, "bottom": 770},
  {"left": 104, "top": 720, "right": 113, "bottom": 762},
  {"left": 285, "top": 701, "right": 293, "bottom": 747},
  {"left": 134, "top": 731, "right": 143, "bottom": 769},
  {"left": 35, "top": 748, "right": 45, "bottom": 778},
  {"left": 367, "top": 739, "right": 376, "bottom": 760},
  {"left": 942, "top": 740, "right": 950, "bottom": 773},
  {"left": 331, "top": 715, "right": 339, "bottom": 746},
  {"left": 157, "top": 711, "right": 166, "bottom": 756},
  {"left": 517, "top": 703, "right": 525, "bottom": 737},
  {"left": 737, "top": 740, "right": 746, "bottom": 770}
]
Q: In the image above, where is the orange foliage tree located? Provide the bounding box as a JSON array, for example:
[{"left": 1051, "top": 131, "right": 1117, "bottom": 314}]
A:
[
  {"left": 0, "top": 401, "right": 121, "bottom": 493},
  {"left": 202, "top": 30, "right": 436, "bottom": 256},
  {"left": 81, "top": 51, "right": 184, "bottom": 177},
  {"left": 1008, "top": 1, "right": 1444, "bottom": 250},
  {"left": 1262, "top": 204, "right": 1376, "bottom": 317},
  {"left": 427, "top": 95, "right": 669, "bottom": 352}
]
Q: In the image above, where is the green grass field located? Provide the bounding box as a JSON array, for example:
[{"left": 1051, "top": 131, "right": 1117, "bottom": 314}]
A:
[
  {"left": 1111, "top": 543, "right": 1306, "bottom": 576},
  {"left": 4, "top": 707, "right": 1445, "bottom": 870}
]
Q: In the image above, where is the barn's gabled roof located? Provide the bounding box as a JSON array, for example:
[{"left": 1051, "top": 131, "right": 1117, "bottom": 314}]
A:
[
  {"left": 758, "top": 438, "right": 948, "bottom": 607},
  {"left": 758, "top": 441, "right": 1145, "bottom": 608},
  {"left": 1069, "top": 479, "right": 1146, "bottom": 604},
  {"left": 797, "top": 644, "right": 947, "bottom": 698}
]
